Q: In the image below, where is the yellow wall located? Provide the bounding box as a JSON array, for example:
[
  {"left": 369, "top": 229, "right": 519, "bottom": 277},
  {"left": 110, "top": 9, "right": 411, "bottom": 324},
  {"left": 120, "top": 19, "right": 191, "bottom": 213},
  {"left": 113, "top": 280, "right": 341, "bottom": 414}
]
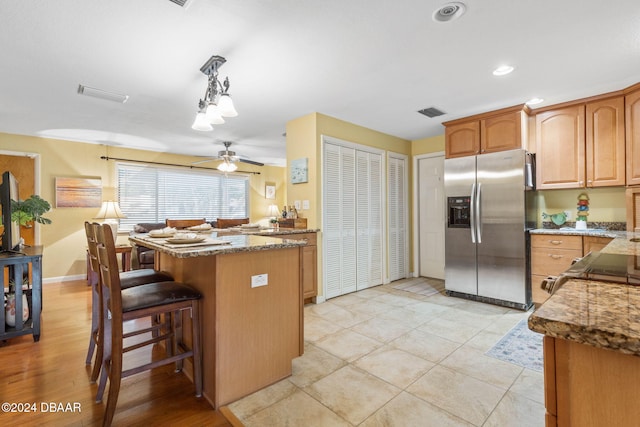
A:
[
  {"left": 537, "top": 187, "right": 626, "bottom": 225},
  {"left": 0, "top": 132, "right": 285, "bottom": 280},
  {"left": 411, "top": 134, "right": 445, "bottom": 155}
]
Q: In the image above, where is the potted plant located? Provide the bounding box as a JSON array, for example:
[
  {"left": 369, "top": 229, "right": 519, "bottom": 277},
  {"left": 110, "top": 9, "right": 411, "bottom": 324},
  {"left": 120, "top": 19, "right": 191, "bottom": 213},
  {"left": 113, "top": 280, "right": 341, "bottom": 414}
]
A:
[{"left": 11, "top": 195, "right": 52, "bottom": 227}]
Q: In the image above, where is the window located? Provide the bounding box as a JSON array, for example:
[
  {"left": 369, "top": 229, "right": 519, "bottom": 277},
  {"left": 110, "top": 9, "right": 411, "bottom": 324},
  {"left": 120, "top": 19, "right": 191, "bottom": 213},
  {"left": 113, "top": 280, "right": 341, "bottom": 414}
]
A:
[{"left": 117, "top": 163, "right": 249, "bottom": 231}]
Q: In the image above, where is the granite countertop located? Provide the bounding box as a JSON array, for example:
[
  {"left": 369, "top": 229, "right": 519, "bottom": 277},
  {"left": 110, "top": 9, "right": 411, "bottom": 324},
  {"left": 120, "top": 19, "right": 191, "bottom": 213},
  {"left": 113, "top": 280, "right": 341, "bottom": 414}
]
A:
[
  {"left": 227, "top": 228, "right": 319, "bottom": 236},
  {"left": 529, "top": 278, "right": 640, "bottom": 356},
  {"left": 529, "top": 228, "right": 621, "bottom": 238},
  {"left": 129, "top": 232, "right": 306, "bottom": 258},
  {"left": 529, "top": 229, "right": 640, "bottom": 355}
]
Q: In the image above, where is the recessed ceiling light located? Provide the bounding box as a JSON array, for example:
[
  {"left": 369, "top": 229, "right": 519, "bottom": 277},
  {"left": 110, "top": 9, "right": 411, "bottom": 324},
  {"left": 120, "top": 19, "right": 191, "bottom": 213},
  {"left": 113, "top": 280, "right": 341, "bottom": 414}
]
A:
[
  {"left": 77, "top": 84, "right": 129, "bottom": 103},
  {"left": 526, "top": 97, "right": 545, "bottom": 106},
  {"left": 432, "top": 2, "right": 467, "bottom": 23},
  {"left": 492, "top": 65, "right": 514, "bottom": 76}
]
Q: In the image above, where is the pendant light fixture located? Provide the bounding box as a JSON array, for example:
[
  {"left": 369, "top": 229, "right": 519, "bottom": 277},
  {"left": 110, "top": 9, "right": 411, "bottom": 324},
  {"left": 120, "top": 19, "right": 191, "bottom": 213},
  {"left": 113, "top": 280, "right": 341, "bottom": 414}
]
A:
[{"left": 191, "top": 55, "right": 238, "bottom": 131}]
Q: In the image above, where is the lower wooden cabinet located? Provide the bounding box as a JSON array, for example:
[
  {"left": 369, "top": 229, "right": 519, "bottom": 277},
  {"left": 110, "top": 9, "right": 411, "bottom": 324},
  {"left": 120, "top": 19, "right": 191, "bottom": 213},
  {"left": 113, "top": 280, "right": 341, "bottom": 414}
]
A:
[
  {"left": 543, "top": 336, "right": 640, "bottom": 426},
  {"left": 280, "top": 232, "right": 317, "bottom": 300},
  {"left": 530, "top": 234, "right": 613, "bottom": 306}
]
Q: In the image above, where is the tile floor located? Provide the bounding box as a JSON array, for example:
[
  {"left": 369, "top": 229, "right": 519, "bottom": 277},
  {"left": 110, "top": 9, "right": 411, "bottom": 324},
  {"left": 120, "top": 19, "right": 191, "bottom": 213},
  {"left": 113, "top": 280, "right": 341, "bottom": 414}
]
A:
[{"left": 228, "top": 277, "right": 545, "bottom": 427}]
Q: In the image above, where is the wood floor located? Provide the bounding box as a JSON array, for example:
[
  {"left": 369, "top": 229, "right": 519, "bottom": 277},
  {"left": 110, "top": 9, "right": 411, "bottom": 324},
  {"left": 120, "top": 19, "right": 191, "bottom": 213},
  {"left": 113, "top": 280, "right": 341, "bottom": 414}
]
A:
[{"left": 0, "top": 279, "right": 239, "bottom": 426}]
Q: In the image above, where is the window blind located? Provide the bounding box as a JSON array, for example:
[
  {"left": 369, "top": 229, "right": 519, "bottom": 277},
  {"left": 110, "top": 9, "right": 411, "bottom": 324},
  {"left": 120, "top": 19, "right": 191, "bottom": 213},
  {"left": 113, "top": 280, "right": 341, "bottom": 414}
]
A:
[{"left": 117, "top": 163, "right": 249, "bottom": 230}]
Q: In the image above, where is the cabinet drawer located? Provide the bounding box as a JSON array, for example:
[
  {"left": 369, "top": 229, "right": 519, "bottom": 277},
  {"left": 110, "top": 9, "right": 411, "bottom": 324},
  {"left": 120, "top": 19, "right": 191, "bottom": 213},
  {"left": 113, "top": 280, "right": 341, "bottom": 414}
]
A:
[
  {"left": 531, "top": 234, "right": 583, "bottom": 250},
  {"left": 531, "top": 247, "right": 582, "bottom": 276},
  {"left": 531, "top": 274, "right": 552, "bottom": 305}
]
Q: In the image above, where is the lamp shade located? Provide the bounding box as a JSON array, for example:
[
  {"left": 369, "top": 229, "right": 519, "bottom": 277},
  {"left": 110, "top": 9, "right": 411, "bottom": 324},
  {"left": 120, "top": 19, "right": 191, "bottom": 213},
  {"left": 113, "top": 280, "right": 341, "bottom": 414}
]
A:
[
  {"left": 206, "top": 103, "right": 225, "bottom": 124},
  {"left": 267, "top": 204, "right": 279, "bottom": 218},
  {"left": 217, "top": 94, "right": 238, "bottom": 117},
  {"left": 95, "top": 201, "right": 126, "bottom": 220},
  {"left": 192, "top": 111, "right": 213, "bottom": 131}
]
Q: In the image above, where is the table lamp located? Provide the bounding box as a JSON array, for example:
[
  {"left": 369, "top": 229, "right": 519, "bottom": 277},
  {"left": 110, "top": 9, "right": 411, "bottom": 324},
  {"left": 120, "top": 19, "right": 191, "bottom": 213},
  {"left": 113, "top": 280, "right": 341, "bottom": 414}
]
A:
[
  {"left": 267, "top": 204, "right": 279, "bottom": 228},
  {"left": 95, "top": 201, "right": 126, "bottom": 242}
]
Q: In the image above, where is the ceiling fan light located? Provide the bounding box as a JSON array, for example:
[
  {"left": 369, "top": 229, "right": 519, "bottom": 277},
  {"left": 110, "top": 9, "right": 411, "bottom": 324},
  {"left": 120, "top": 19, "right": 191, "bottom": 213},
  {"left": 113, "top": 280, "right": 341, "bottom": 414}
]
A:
[
  {"left": 218, "top": 94, "right": 238, "bottom": 117},
  {"left": 217, "top": 160, "right": 237, "bottom": 172},
  {"left": 206, "top": 103, "right": 225, "bottom": 124},
  {"left": 192, "top": 112, "right": 213, "bottom": 131}
]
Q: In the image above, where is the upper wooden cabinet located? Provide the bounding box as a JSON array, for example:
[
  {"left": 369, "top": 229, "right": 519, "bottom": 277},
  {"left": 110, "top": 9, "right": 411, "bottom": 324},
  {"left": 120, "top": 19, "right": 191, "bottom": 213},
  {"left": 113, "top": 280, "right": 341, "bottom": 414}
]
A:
[
  {"left": 481, "top": 110, "right": 528, "bottom": 154},
  {"left": 536, "top": 96, "right": 625, "bottom": 189},
  {"left": 444, "top": 105, "right": 528, "bottom": 158},
  {"left": 445, "top": 120, "right": 480, "bottom": 158},
  {"left": 626, "top": 86, "right": 640, "bottom": 185},
  {"left": 535, "top": 105, "right": 586, "bottom": 189},
  {"left": 586, "top": 96, "right": 625, "bottom": 187}
]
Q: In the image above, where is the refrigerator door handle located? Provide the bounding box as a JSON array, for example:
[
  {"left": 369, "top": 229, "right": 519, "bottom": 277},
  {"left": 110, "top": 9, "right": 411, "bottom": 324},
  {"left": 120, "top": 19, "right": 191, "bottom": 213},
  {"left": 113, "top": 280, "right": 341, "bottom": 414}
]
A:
[
  {"left": 470, "top": 183, "right": 477, "bottom": 243},
  {"left": 476, "top": 182, "right": 482, "bottom": 243}
]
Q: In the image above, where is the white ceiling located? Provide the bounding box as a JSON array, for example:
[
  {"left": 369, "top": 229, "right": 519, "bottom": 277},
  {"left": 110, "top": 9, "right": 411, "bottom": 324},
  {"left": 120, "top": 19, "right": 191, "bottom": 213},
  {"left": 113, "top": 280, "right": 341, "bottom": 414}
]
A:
[{"left": 1, "top": 0, "right": 639, "bottom": 166}]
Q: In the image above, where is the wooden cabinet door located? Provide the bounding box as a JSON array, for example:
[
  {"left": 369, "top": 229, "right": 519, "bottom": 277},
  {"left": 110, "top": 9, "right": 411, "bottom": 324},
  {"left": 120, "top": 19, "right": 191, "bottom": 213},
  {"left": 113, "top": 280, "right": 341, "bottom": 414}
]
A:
[
  {"left": 281, "top": 232, "right": 317, "bottom": 299},
  {"left": 480, "top": 110, "right": 524, "bottom": 154},
  {"left": 301, "top": 245, "right": 317, "bottom": 299},
  {"left": 583, "top": 236, "right": 613, "bottom": 254},
  {"left": 586, "top": 96, "right": 625, "bottom": 187},
  {"left": 626, "top": 89, "right": 640, "bottom": 185},
  {"left": 536, "top": 105, "right": 586, "bottom": 189},
  {"left": 445, "top": 121, "right": 480, "bottom": 158}
]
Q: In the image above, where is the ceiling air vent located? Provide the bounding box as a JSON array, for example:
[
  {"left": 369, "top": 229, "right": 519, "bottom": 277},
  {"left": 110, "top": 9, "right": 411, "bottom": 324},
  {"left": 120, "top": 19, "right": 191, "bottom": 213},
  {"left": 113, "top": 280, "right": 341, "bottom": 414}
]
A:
[
  {"left": 418, "top": 107, "right": 446, "bottom": 118},
  {"left": 168, "top": 0, "right": 193, "bottom": 8}
]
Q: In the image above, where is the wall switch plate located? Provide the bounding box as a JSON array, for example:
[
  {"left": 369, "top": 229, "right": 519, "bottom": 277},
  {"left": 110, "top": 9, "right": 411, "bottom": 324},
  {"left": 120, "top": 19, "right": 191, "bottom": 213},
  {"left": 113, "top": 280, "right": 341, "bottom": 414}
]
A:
[
  {"left": 294, "top": 200, "right": 301, "bottom": 210},
  {"left": 564, "top": 210, "right": 572, "bottom": 220},
  {"left": 251, "top": 273, "right": 268, "bottom": 288},
  {"left": 302, "top": 200, "right": 310, "bottom": 210}
]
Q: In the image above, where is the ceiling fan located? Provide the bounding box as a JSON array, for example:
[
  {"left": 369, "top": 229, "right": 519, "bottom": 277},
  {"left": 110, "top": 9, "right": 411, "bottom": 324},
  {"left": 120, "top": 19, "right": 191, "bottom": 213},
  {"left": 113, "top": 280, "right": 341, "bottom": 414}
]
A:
[{"left": 193, "top": 141, "right": 264, "bottom": 171}]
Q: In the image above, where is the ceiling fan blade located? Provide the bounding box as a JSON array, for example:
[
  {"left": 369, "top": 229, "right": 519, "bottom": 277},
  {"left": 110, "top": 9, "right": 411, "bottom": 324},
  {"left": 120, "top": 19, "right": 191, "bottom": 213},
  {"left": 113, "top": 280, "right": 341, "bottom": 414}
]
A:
[
  {"left": 191, "top": 158, "right": 216, "bottom": 165},
  {"left": 239, "top": 158, "right": 264, "bottom": 166}
]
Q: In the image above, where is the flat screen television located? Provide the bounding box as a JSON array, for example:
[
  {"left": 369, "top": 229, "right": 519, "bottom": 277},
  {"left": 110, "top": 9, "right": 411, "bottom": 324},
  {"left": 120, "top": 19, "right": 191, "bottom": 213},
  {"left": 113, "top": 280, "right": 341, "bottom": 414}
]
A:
[{"left": 1, "top": 171, "right": 21, "bottom": 252}]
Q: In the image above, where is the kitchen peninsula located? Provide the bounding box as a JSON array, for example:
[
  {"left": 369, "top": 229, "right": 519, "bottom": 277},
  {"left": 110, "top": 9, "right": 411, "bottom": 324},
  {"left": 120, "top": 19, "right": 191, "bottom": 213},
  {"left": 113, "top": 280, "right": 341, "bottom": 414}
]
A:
[
  {"left": 129, "top": 231, "right": 306, "bottom": 409},
  {"left": 529, "top": 232, "right": 640, "bottom": 426}
]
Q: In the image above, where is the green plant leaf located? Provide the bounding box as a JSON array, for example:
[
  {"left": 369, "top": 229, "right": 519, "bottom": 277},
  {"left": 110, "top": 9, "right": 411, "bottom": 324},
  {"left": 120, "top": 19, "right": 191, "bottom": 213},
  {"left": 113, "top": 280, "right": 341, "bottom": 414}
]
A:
[{"left": 11, "top": 194, "right": 52, "bottom": 226}]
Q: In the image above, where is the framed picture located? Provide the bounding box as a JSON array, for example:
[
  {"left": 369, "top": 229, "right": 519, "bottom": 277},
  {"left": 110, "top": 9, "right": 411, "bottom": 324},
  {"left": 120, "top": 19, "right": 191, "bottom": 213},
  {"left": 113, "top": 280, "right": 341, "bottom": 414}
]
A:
[
  {"left": 55, "top": 177, "right": 102, "bottom": 208},
  {"left": 265, "top": 182, "right": 276, "bottom": 199},
  {"left": 290, "top": 158, "right": 308, "bottom": 184}
]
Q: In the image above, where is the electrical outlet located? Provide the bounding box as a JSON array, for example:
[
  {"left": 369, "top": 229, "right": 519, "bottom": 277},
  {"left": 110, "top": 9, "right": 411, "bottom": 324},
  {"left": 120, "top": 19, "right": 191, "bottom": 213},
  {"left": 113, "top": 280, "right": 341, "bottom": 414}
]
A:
[
  {"left": 564, "top": 210, "right": 572, "bottom": 220},
  {"left": 251, "top": 274, "right": 268, "bottom": 288},
  {"left": 302, "top": 200, "right": 310, "bottom": 210}
]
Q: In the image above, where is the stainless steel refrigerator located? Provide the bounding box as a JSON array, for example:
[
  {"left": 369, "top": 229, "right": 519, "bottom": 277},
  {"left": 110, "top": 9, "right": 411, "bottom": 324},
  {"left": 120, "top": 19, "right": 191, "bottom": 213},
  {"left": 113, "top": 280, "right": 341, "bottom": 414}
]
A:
[{"left": 444, "top": 149, "right": 536, "bottom": 310}]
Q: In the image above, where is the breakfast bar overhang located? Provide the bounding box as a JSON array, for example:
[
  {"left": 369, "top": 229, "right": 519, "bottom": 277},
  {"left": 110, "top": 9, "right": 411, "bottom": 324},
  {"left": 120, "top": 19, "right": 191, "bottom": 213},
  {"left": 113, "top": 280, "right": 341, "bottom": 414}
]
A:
[{"left": 129, "top": 233, "right": 305, "bottom": 408}]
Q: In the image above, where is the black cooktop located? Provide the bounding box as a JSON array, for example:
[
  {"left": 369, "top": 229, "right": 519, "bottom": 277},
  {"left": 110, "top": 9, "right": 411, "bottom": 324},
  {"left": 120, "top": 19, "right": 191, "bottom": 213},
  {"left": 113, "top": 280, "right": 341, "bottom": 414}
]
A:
[{"left": 564, "top": 252, "right": 640, "bottom": 284}]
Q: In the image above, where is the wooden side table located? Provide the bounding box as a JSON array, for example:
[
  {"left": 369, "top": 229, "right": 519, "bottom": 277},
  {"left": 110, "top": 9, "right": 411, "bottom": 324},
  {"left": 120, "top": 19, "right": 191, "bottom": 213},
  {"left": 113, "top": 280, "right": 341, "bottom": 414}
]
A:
[{"left": 86, "top": 245, "right": 132, "bottom": 286}]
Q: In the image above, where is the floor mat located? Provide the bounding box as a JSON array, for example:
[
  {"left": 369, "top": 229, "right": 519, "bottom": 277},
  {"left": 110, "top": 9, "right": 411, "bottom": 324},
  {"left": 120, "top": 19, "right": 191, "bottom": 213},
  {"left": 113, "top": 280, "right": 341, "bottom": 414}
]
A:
[{"left": 485, "top": 318, "right": 543, "bottom": 372}]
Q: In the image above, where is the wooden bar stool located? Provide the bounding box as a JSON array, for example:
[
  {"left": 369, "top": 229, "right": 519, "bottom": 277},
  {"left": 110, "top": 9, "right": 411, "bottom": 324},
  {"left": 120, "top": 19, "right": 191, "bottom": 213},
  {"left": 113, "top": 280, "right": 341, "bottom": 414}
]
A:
[
  {"left": 84, "top": 222, "right": 173, "bottom": 384},
  {"left": 165, "top": 218, "right": 206, "bottom": 229},
  {"left": 92, "top": 222, "right": 202, "bottom": 427},
  {"left": 215, "top": 217, "right": 249, "bottom": 228}
]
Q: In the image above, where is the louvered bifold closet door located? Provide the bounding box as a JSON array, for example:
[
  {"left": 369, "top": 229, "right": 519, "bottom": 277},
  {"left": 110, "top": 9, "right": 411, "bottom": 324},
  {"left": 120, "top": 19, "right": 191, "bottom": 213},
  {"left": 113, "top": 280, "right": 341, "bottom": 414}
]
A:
[
  {"left": 388, "top": 154, "right": 408, "bottom": 281},
  {"left": 358, "top": 151, "right": 383, "bottom": 289},
  {"left": 323, "top": 143, "right": 357, "bottom": 298}
]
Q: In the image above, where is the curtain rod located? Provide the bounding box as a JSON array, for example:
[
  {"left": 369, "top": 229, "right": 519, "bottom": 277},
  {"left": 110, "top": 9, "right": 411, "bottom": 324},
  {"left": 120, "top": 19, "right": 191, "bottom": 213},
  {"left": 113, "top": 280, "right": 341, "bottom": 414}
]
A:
[{"left": 100, "top": 155, "right": 261, "bottom": 175}]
